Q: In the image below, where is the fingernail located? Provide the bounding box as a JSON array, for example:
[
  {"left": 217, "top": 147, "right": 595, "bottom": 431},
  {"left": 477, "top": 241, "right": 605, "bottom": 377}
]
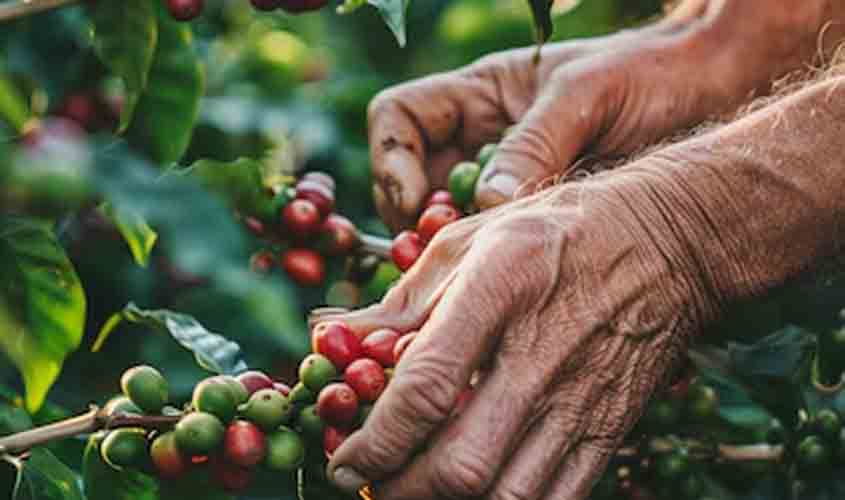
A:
[
  {"left": 486, "top": 173, "right": 520, "bottom": 199},
  {"left": 311, "top": 307, "right": 349, "bottom": 317},
  {"left": 331, "top": 466, "right": 369, "bottom": 492}
]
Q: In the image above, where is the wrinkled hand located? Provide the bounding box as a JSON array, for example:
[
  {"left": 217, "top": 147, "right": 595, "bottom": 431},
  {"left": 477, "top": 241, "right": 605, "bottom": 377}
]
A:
[
  {"left": 369, "top": 0, "right": 831, "bottom": 231},
  {"left": 315, "top": 169, "right": 721, "bottom": 499}
]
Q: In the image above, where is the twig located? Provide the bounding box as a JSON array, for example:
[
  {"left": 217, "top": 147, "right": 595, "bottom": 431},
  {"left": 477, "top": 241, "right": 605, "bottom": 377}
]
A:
[
  {"left": 717, "top": 443, "right": 784, "bottom": 462},
  {"left": 359, "top": 232, "right": 392, "bottom": 259},
  {"left": 0, "top": 405, "right": 181, "bottom": 455},
  {"left": 0, "top": 0, "right": 80, "bottom": 22}
]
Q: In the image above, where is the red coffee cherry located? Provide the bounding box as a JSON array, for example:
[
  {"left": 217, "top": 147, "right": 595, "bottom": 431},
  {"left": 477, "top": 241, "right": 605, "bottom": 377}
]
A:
[
  {"left": 166, "top": 0, "right": 204, "bottom": 21},
  {"left": 56, "top": 93, "right": 98, "bottom": 131},
  {"left": 281, "top": 248, "right": 325, "bottom": 287},
  {"left": 393, "top": 331, "right": 418, "bottom": 364},
  {"left": 210, "top": 455, "right": 254, "bottom": 493},
  {"left": 323, "top": 425, "right": 350, "bottom": 457},
  {"left": 224, "top": 420, "right": 267, "bottom": 467},
  {"left": 296, "top": 180, "right": 335, "bottom": 218},
  {"left": 426, "top": 190, "right": 455, "bottom": 208},
  {"left": 319, "top": 214, "right": 359, "bottom": 256},
  {"left": 417, "top": 204, "right": 460, "bottom": 243},
  {"left": 391, "top": 231, "right": 424, "bottom": 272},
  {"left": 283, "top": 199, "right": 322, "bottom": 239},
  {"left": 279, "top": 0, "right": 329, "bottom": 13},
  {"left": 150, "top": 432, "right": 188, "bottom": 480},
  {"left": 303, "top": 171, "right": 336, "bottom": 191},
  {"left": 312, "top": 321, "right": 363, "bottom": 370},
  {"left": 345, "top": 359, "right": 386, "bottom": 403},
  {"left": 316, "top": 383, "right": 359, "bottom": 426},
  {"left": 249, "top": 250, "right": 276, "bottom": 275},
  {"left": 361, "top": 328, "right": 401, "bottom": 367},
  {"left": 236, "top": 371, "right": 274, "bottom": 396},
  {"left": 273, "top": 382, "right": 292, "bottom": 398}
]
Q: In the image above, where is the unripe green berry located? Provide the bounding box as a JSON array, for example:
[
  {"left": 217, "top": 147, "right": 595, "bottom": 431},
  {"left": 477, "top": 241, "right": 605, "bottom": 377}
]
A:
[
  {"left": 240, "top": 388, "right": 292, "bottom": 430},
  {"left": 299, "top": 353, "right": 338, "bottom": 393},
  {"left": 101, "top": 428, "right": 148, "bottom": 470},
  {"left": 193, "top": 378, "right": 238, "bottom": 422},
  {"left": 797, "top": 435, "right": 831, "bottom": 474},
  {"left": 174, "top": 412, "right": 225, "bottom": 455},
  {"left": 297, "top": 404, "right": 324, "bottom": 439},
  {"left": 265, "top": 426, "right": 305, "bottom": 471},
  {"left": 655, "top": 450, "right": 690, "bottom": 480},
  {"left": 815, "top": 409, "right": 841, "bottom": 440},
  {"left": 121, "top": 365, "right": 168, "bottom": 414},
  {"left": 289, "top": 382, "right": 315, "bottom": 405}
]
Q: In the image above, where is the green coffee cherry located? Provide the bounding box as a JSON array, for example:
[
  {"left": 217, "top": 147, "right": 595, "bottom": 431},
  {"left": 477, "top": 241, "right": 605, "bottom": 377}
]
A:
[
  {"left": 476, "top": 143, "right": 497, "bottom": 167},
  {"left": 193, "top": 378, "right": 238, "bottom": 422},
  {"left": 289, "top": 382, "right": 315, "bottom": 405},
  {"left": 815, "top": 409, "right": 842, "bottom": 440},
  {"left": 174, "top": 412, "right": 225, "bottom": 455},
  {"left": 448, "top": 161, "right": 481, "bottom": 208},
  {"left": 297, "top": 404, "right": 324, "bottom": 440},
  {"left": 101, "top": 428, "right": 148, "bottom": 470},
  {"left": 265, "top": 427, "right": 306, "bottom": 471},
  {"left": 103, "top": 395, "right": 142, "bottom": 417},
  {"left": 643, "top": 399, "right": 682, "bottom": 429},
  {"left": 655, "top": 450, "right": 690, "bottom": 480},
  {"left": 121, "top": 365, "right": 168, "bottom": 414},
  {"left": 241, "top": 388, "right": 292, "bottom": 430},
  {"left": 686, "top": 384, "right": 719, "bottom": 421},
  {"left": 797, "top": 435, "right": 831, "bottom": 474},
  {"left": 216, "top": 375, "right": 249, "bottom": 406},
  {"left": 299, "top": 353, "right": 338, "bottom": 393}
]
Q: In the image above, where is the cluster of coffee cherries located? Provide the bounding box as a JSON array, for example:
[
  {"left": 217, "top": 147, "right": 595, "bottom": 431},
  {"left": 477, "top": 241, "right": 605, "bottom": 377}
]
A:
[
  {"left": 243, "top": 171, "right": 362, "bottom": 288},
  {"left": 389, "top": 142, "right": 497, "bottom": 271},
  {"left": 97, "top": 320, "right": 415, "bottom": 494},
  {"left": 166, "top": 0, "right": 328, "bottom": 22}
]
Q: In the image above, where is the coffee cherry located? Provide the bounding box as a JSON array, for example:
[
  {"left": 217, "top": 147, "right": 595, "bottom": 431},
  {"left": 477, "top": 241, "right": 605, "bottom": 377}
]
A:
[
  {"left": 345, "top": 359, "right": 386, "bottom": 402},
  {"left": 766, "top": 418, "right": 787, "bottom": 445},
  {"left": 296, "top": 180, "right": 335, "bottom": 218},
  {"left": 279, "top": 0, "right": 329, "bottom": 13},
  {"left": 417, "top": 204, "right": 460, "bottom": 243},
  {"left": 166, "top": 0, "right": 204, "bottom": 21},
  {"left": 56, "top": 93, "right": 98, "bottom": 131},
  {"left": 224, "top": 420, "right": 267, "bottom": 467},
  {"left": 241, "top": 388, "right": 292, "bottom": 431},
  {"left": 103, "top": 395, "right": 142, "bottom": 417},
  {"left": 393, "top": 331, "right": 418, "bottom": 364},
  {"left": 643, "top": 399, "right": 682, "bottom": 429},
  {"left": 299, "top": 353, "right": 339, "bottom": 393},
  {"left": 797, "top": 435, "right": 831, "bottom": 473},
  {"left": 345, "top": 254, "right": 381, "bottom": 284},
  {"left": 318, "top": 214, "right": 359, "bottom": 255},
  {"left": 289, "top": 382, "right": 315, "bottom": 405},
  {"left": 281, "top": 248, "right": 325, "bottom": 286},
  {"left": 210, "top": 455, "right": 254, "bottom": 493},
  {"left": 121, "top": 365, "right": 168, "bottom": 414},
  {"left": 283, "top": 199, "right": 322, "bottom": 239},
  {"left": 316, "top": 383, "right": 359, "bottom": 426},
  {"left": 426, "top": 190, "right": 455, "bottom": 208},
  {"left": 250, "top": 0, "right": 282, "bottom": 10},
  {"left": 655, "top": 450, "right": 690, "bottom": 480},
  {"left": 391, "top": 230, "right": 424, "bottom": 272},
  {"left": 273, "top": 382, "right": 292, "bottom": 398},
  {"left": 323, "top": 425, "right": 350, "bottom": 457},
  {"left": 312, "top": 321, "right": 363, "bottom": 370},
  {"left": 815, "top": 409, "right": 841, "bottom": 439},
  {"left": 250, "top": 250, "right": 274, "bottom": 275},
  {"left": 209, "top": 375, "right": 250, "bottom": 406},
  {"left": 686, "top": 383, "right": 719, "bottom": 421},
  {"left": 150, "top": 432, "right": 189, "bottom": 480},
  {"left": 265, "top": 427, "right": 306, "bottom": 471},
  {"left": 361, "top": 328, "right": 401, "bottom": 367},
  {"left": 448, "top": 161, "right": 482, "bottom": 208},
  {"left": 101, "top": 428, "right": 148, "bottom": 470},
  {"left": 476, "top": 143, "right": 497, "bottom": 167},
  {"left": 192, "top": 378, "right": 238, "bottom": 422},
  {"left": 175, "top": 412, "right": 225, "bottom": 456},
  {"left": 236, "top": 371, "right": 275, "bottom": 396},
  {"left": 297, "top": 405, "right": 324, "bottom": 439},
  {"left": 303, "top": 171, "right": 336, "bottom": 191}
]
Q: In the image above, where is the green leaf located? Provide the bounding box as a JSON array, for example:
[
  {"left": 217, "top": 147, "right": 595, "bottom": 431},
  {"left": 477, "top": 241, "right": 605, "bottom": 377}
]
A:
[
  {"left": 127, "top": 5, "right": 204, "bottom": 164},
  {"left": 186, "top": 158, "right": 266, "bottom": 214},
  {"left": 82, "top": 432, "right": 158, "bottom": 500},
  {"left": 99, "top": 204, "right": 158, "bottom": 267},
  {"left": 0, "top": 217, "right": 86, "bottom": 412},
  {"left": 697, "top": 370, "right": 771, "bottom": 429},
  {"left": 368, "top": 0, "right": 410, "bottom": 47},
  {"left": 729, "top": 326, "right": 816, "bottom": 380},
  {"left": 9, "top": 448, "right": 84, "bottom": 500},
  {"left": 526, "top": 0, "right": 554, "bottom": 45},
  {"left": 90, "top": 0, "right": 158, "bottom": 131},
  {"left": 94, "top": 302, "right": 247, "bottom": 375},
  {"left": 0, "top": 75, "right": 31, "bottom": 132}
]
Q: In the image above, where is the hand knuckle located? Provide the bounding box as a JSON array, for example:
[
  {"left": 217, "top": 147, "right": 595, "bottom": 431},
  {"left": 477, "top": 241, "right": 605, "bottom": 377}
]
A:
[
  {"left": 393, "top": 358, "right": 460, "bottom": 426},
  {"left": 489, "top": 483, "right": 534, "bottom": 500},
  {"left": 432, "top": 446, "right": 495, "bottom": 498},
  {"left": 367, "top": 88, "right": 401, "bottom": 123}
]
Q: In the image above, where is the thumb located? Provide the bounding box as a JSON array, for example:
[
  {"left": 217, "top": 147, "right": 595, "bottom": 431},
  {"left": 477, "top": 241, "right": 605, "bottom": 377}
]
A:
[{"left": 474, "top": 67, "right": 611, "bottom": 210}]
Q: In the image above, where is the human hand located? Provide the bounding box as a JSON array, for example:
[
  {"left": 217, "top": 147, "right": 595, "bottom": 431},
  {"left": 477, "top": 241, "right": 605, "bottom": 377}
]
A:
[{"left": 369, "top": 0, "right": 837, "bottom": 231}]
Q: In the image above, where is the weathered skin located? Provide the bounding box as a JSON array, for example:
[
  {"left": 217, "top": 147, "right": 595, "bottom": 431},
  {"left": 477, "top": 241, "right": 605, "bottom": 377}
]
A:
[{"left": 315, "top": 1, "right": 845, "bottom": 499}]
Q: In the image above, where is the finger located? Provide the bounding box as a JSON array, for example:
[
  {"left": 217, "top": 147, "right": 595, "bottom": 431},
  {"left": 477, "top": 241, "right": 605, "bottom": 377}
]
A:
[
  {"left": 474, "top": 64, "right": 614, "bottom": 210},
  {"left": 374, "top": 184, "right": 414, "bottom": 233},
  {"left": 375, "top": 371, "right": 583, "bottom": 500},
  {"left": 327, "top": 263, "right": 509, "bottom": 492},
  {"left": 541, "top": 440, "right": 615, "bottom": 500}
]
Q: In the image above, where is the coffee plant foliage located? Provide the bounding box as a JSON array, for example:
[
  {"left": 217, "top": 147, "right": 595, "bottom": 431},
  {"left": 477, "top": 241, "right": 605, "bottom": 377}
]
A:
[{"left": 4, "top": 1, "right": 844, "bottom": 500}]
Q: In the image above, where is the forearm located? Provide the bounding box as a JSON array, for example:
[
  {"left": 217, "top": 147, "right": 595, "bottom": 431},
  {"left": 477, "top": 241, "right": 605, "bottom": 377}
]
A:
[{"left": 596, "top": 76, "right": 845, "bottom": 327}]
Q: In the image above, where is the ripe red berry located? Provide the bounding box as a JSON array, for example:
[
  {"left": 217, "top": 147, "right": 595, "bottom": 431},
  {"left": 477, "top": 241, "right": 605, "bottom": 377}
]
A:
[
  {"left": 312, "top": 321, "right": 363, "bottom": 370},
  {"left": 426, "top": 190, "right": 455, "bottom": 208},
  {"left": 391, "top": 231, "right": 424, "bottom": 272},
  {"left": 303, "top": 171, "right": 336, "bottom": 191},
  {"left": 273, "top": 382, "right": 292, "bottom": 397},
  {"left": 417, "top": 204, "right": 460, "bottom": 243},
  {"left": 316, "top": 383, "right": 359, "bottom": 426},
  {"left": 249, "top": 250, "right": 276, "bottom": 275},
  {"left": 281, "top": 248, "right": 325, "bottom": 287},
  {"left": 393, "top": 331, "right": 418, "bottom": 364},
  {"left": 361, "top": 328, "right": 401, "bottom": 367},
  {"left": 282, "top": 199, "right": 321, "bottom": 239},
  {"left": 210, "top": 455, "right": 254, "bottom": 493},
  {"left": 318, "top": 214, "right": 359, "bottom": 256},
  {"left": 323, "top": 426, "right": 350, "bottom": 457},
  {"left": 236, "top": 371, "right": 274, "bottom": 396},
  {"left": 166, "top": 0, "right": 204, "bottom": 21},
  {"left": 296, "top": 180, "right": 335, "bottom": 218},
  {"left": 150, "top": 432, "right": 189, "bottom": 480},
  {"left": 345, "top": 359, "right": 386, "bottom": 402},
  {"left": 250, "top": 0, "right": 282, "bottom": 10},
  {"left": 224, "top": 421, "right": 267, "bottom": 467},
  {"left": 279, "top": 0, "right": 329, "bottom": 13},
  {"left": 57, "top": 93, "right": 98, "bottom": 131}
]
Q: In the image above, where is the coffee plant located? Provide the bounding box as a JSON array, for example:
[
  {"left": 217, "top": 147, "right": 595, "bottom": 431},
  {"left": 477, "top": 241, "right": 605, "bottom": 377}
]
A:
[{"left": 4, "top": 1, "right": 845, "bottom": 500}]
